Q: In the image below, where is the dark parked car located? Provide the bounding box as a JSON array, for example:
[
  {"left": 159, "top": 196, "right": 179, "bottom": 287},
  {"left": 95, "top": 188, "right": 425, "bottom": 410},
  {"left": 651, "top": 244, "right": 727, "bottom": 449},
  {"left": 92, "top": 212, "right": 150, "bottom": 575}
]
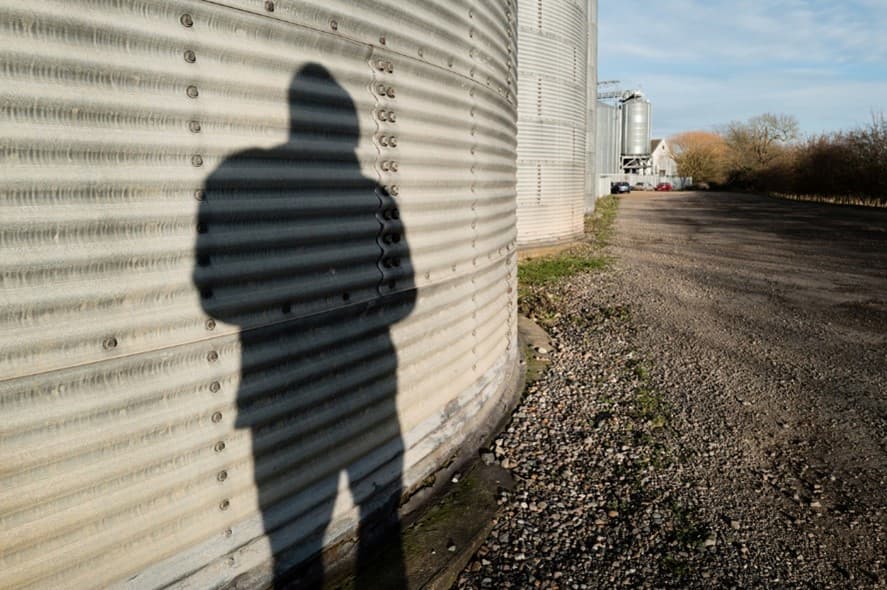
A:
[
  {"left": 611, "top": 181, "right": 631, "bottom": 194},
  {"left": 655, "top": 182, "right": 673, "bottom": 191}
]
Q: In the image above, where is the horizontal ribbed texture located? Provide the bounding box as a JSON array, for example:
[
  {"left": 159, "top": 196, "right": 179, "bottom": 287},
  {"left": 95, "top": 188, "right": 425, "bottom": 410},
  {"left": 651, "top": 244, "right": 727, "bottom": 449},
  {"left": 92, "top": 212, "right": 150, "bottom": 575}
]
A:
[
  {"left": 515, "top": 0, "right": 591, "bottom": 248},
  {"left": 0, "top": 1, "right": 518, "bottom": 587}
]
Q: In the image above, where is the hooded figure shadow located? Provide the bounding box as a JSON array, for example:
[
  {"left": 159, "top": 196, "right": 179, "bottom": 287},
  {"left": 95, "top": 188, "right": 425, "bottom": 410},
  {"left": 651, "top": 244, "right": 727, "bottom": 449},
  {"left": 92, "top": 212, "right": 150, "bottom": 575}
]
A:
[{"left": 195, "top": 63, "right": 413, "bottom": 588}]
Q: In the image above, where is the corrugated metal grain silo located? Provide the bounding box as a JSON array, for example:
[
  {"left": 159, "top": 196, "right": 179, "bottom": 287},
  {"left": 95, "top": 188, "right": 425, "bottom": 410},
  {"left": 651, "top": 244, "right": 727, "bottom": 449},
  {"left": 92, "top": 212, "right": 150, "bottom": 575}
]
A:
[
  {"left": 0, "top": 1, "right": 519, "bottom": 588},
  {"left": 621, "top": 91, "right": 653, "bottom": 157},
  {"left": 516, "top": 0, "right": 595, "bottom": 248},
  {"left": 585, "top": 0, "right": 598, "bottom": 212}
]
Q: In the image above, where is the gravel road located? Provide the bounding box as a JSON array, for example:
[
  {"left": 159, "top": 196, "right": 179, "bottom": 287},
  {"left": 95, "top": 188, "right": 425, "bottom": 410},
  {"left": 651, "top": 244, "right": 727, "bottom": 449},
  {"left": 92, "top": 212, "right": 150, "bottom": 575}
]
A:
[{"left": 456, "top": 192, "right": 887, "bottom": 588}]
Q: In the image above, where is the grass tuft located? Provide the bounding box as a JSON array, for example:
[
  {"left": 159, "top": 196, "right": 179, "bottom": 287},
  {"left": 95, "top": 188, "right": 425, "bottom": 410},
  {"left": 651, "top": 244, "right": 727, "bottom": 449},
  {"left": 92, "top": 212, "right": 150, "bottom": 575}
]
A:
[{"left": 517, "top": 196, "right": 620, "bottom": 319}]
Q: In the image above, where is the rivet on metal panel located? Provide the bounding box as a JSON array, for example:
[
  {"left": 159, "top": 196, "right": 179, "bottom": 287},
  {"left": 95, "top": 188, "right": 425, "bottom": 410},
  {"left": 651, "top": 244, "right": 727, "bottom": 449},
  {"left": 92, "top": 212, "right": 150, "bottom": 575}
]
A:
[
  {"left": 219, "top": 499, "right": 230, "bottom": 510},
  {"left": 377, "top": 84, "right": 387, "bottom": 96},
  {"left": 224, "top": 528, "right": 233, "bottom": 537},
  {"left": 330, "top": 19, "right": 338, "bottom": 31},
  {"left": 212, "top": 412, "right": 223, "bottom": 423},
  {"left": 388, "top": 280, "right": 396, "bottom": 290},
  {"left": 102, "top": 336, "right": 118, "bottom": 351},
  {"left": 207, "top": 350, "right": 219, "bottom": 362},
  {"left": 379, "top": 135, "right": 389, "bottom": 147},
  {"left": 184, "top": 50, "right": 196, "bottom": 63},
  {"left": 469, "top": 28, "right": 475, "bottom": 38},
  {"left": 189, "top": 120, "right": 202, "bottom": 133},
  {"left": 376, "top": 60, "right": 387, "bottom": 71},
  {"left": 386, "top": 87, "right": 396, "bottom": 99},
  {"left": 264, "top": 1, "right": 275, "bottom": 12},
  {"left": 209, "top": 381, "right": 221, "bottom": 393},
  {"left": 417, "top": 47, "right": 424, "bottom": 58},
  {"left": 381, "top": 161, "right": 390, "bottom": 172},
  {"left": 194, "top": 189, "right": 206, "bottom": 201},
  {"left": 451, "top": 265, "right": 457, "bottom": 273},
  {"left": 447, "top": 58, "right": 454, "bottom": 68},
  {"left": 386, "top": 63, "right": 394, "bottom": 74},
  {"left": 192, "top": 155, "right": 204, "bottom": 167},
  {"left": 469, "top": 68, "right": 475, "bottom": 78},
  {"left": 389, "top": 136, "right": 398, "bottom": 147},
  {"left": 342, "top": 292, "right": 351, "bottom": 302},
  {"left": 390, "top": 161, "right": 399, "bottom": 172},
  {"left": 424, "top": 272, "right": 431, "bottom": 280},
  {"left": 205, "top": 319, "right": 216, "bottom": 331},
  {"left": 180, "top": 14, "right": 194, "bottom": 27},
  {"left": 379, "top": 35, "right": 387, "bottom": 45},
  {"left": 388, "top": 111, "right": 397, "bottom": 123},
  {"left": 392, "top": 257, "right": 401, "bottom": 267},
  {"left": 227, "top": 557, "right": 236, "bottom": 567},
  {"left": 186, "top": 85, "right": 199, "bottom": 98},
  {"left": 214, "top": 441, "right": 227, "bottom": 452},
  {"left": 468, "top": 9, "right": 474, "bottom": 18},
  {"left": 376, "top": 109, "right": 388, "bottom": 122},
  {"left": 217, "top": 470, "right": 228, "bottom": 482},
  {"left": 470, "top": 107, "right": 475, "bottom": 117},
  {"left": 382, "top": 258, "right": 393, "bottom": 269}
]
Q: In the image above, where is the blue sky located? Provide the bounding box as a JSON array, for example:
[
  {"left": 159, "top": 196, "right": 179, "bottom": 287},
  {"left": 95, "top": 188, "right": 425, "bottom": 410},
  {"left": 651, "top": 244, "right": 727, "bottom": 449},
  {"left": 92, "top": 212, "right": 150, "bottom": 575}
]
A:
[{"left": 598, "top": 0, "right": 887, "bottom": 139}]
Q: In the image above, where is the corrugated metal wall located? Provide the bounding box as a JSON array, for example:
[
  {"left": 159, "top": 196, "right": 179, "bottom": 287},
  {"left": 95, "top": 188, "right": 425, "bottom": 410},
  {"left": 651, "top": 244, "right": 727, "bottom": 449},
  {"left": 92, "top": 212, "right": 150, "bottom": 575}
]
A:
[
  {"left": 596, "top": 101, "right": 622, "bottom": 177},
  {"left": 515, "top": 0, "right": 593, "bottom": 248},
  {"left": 0, "top": 1, "right": 519, "bottom": 588},
  {"left": 585, "top": 0, "right": 598, "bottom": 212}
]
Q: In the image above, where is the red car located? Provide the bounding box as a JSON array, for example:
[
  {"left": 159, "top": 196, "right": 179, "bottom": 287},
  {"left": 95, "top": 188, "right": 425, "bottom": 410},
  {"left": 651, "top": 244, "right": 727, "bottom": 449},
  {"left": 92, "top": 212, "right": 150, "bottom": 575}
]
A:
[{"left": 655, "top": 182, "right": 673, "bottom": 191}]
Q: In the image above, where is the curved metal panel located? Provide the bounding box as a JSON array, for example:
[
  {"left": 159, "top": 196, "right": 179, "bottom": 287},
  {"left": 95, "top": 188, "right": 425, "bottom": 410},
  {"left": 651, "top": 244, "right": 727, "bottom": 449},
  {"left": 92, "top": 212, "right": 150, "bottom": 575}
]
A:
[
  {"left": 0, "top": 1, "right": 518, "bottom": 588},
  {"left": 621, "top": 96, "right": 652, "bottom": 156},
  {"left": 585, "top": 0, "right": 598, "bottom": 212},
  {"left": 515, "top": 0, "right": 590, "bottom": 248}
]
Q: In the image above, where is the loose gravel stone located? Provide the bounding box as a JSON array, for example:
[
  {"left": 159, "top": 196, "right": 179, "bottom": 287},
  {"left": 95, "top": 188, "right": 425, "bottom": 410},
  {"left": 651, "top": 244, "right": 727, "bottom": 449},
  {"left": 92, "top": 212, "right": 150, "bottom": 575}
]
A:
[{"left": 456, "top": 193, "right": 887, "bottom": 590}]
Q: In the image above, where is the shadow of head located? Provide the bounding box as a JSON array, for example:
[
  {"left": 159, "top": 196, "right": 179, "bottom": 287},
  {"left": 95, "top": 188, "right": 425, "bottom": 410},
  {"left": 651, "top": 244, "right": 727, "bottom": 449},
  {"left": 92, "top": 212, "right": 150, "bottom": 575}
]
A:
[{"left": 193, "top": 62, "right": 406, "bottom": 324}]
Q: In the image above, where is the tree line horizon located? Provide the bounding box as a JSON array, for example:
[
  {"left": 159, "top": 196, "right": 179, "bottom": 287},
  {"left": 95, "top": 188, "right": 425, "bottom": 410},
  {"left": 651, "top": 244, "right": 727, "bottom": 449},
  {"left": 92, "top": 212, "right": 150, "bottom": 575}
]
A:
[{"left": 667, "top": 112, "right": 886, "bottom": 205}]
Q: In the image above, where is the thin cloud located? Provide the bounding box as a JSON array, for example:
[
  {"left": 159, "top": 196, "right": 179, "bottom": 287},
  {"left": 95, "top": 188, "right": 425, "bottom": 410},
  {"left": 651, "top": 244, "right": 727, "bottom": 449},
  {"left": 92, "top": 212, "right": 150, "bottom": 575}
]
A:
[{"left": 599, "top": 0, "right": 887, "bottom": 136}]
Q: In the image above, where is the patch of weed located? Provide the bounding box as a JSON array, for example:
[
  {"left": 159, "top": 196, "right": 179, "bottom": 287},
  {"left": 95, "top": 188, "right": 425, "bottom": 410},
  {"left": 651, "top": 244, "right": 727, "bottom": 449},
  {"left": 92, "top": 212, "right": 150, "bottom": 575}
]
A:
[
  {"left": 518, "top": 254, "right": 608, "bottom": 289},
  {"left": 668, "top": 502, "right": 711, "bottom": 548},
  {"left": 517, "top": 196, "right": 620, "bottom": 320}
]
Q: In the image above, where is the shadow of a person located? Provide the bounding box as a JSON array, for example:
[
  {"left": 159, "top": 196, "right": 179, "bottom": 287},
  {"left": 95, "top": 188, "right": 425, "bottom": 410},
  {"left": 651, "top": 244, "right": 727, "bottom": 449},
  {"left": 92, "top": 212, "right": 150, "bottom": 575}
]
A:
[{"left": 195, "top": 63, "right": 413, "bottom": 589}]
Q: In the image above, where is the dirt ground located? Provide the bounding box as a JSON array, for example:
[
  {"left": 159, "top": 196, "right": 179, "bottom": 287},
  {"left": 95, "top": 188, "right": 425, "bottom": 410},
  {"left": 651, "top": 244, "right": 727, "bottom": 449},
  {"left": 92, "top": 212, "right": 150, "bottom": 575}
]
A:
[{"left": 457, "top": 192, "right": 886, "bottom": 588}]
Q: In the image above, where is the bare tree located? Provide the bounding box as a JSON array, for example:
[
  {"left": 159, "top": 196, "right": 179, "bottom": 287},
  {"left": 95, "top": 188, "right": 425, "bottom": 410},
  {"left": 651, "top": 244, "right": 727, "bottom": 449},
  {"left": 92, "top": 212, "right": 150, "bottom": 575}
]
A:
[
  {"left": 723, "top": 113, "right": 800, "bottom": 170},
  {"left": 668, "top": 131, "right": 729, "bottom": 184}
]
